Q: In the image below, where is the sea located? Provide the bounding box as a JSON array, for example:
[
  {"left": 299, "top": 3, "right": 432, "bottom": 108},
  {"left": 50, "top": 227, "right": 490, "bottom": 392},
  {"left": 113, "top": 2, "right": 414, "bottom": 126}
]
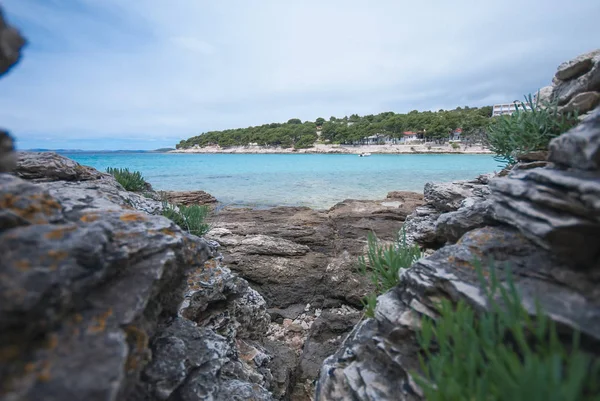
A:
[{"left": 62, "top": 152, "right": 500, "bottom": 209}]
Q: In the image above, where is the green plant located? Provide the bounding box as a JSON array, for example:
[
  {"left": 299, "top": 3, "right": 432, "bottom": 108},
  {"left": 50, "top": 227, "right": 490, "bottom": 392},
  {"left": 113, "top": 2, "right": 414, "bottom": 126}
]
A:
[
  {"left": 450, "top": 142, "right": 460, "bottom": 149},
  {"left": 415, "top": 261, "right": 600, "bottom": 401},
  {"left": 106, "top": 167, "right": 148, "bottom": 192},
  {"left": 486, "top": 94, "right": 578, "bottom": 165},
  {"left": 162, "top": 201, "right": 211, "bottom": 237},
  {"left": 357, "top": 230, "right": 422, "bottom": 316}
]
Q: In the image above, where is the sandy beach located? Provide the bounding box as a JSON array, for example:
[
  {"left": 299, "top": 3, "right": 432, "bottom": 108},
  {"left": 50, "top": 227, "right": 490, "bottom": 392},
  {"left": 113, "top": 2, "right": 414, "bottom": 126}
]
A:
[{"left": 170, "top": 143, "right": 492, "bottom": 155}]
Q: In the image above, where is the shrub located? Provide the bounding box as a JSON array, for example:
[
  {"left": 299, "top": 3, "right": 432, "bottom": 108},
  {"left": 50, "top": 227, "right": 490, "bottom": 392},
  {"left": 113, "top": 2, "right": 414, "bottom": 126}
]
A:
[
  {"left": 106, "top": 167, "right": 148, "bottom": 192},
  {"left": 450, "top": 142, "right": 460, "bottom": 149},
  {"left": 358, "top": 230, "right": 422, "bottom": 317},
  {"left": 415, "top": 261, "right": 600, "bottom": 401},
  {"left": 486, "top": 94, "right": 578, "bottom": 165},
  {"left": 162, "top": 201, "right": 211, "bottom": 237}
]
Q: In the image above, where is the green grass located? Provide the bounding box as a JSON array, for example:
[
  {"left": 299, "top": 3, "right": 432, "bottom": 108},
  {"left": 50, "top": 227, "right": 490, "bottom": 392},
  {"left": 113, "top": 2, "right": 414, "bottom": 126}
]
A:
[
  {"left": 106, "top": 167, "right": 148, "bottom": 192},
  {"left": 415, "top": 260, "right": 600, "bottom": 401},
  {"left": 162, "top": 201, "right": 211, "bottom": 237},
  {"left": 486, "top": 94, "right": 578, "bottom": 165},
  {"left": 357, "top": 229, "right": 422, "bottom": 317}
]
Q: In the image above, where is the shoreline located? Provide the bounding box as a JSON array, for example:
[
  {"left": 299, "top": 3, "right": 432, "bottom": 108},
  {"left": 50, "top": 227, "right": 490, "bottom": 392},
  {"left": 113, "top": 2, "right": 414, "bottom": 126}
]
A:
[{"left": 170, "top": 143, "right": 492, "bottom": 155}]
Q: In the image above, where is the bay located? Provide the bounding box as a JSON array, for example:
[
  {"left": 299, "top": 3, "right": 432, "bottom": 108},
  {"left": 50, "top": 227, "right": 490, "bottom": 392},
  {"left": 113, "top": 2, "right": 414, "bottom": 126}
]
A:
[{"left": 62, "top": 152, "right": 500, "bottom": 209}]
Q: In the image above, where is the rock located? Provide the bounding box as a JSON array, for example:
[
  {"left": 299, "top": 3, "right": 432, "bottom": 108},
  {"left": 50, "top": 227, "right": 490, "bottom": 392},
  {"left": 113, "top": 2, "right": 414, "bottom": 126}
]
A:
[
  {"left": 552, "top": 51, "right": 600, "bottom": 106},
  {"left": 162, "top": 190, "right": 218, "bottom": 206},
  {"left": 555, "top": 49, "right": 600, "bottom": 81},
  {"left": 548, "top": 106, "right": 600, "bottom": 170},
  {"left": 490, "top": 167, "right": 600, "bottom": 266},
  {"left": 423, "top": 180, "right": 488, "bottom": 213},
  {"left": 560, "top": 91, "right": 600, "bottom": 114},
  {"left": 386, "top": 191, "right": 424, "bottom": 203},
  {"left": 435, "top": 197, "right": 496, "bottom": 243},
  {"left": 401, "top": 206, "right": 441, "bottom": 248},
  {"left": 16, "top": 151, "right": 110, "bottom": 182},
  {"left": 0, "top": 130, "right": 16, "bottom": 172},
  {"left": 263, "top": 338, "right": 298, "bottom": 400},
  {"left": 237, "top": 235, "right": 310, "bottom": 256},
  {"left": 1, "top": 155, "right": 275, "bottom": 400},
  {"left": 316, "top": 226, "right": 600, "bottom": 401},
  {"left": 536, "top": 85, "right": 554, "bottom": 104},
  {"left": 0, "top": 8, "right": 26, "bottom": 76},
  {"left": 294, "top": 310, "right": 361, "bottom": 400},
  {"left": 516, "top": 150, "right": 548, "bottom": 162}
]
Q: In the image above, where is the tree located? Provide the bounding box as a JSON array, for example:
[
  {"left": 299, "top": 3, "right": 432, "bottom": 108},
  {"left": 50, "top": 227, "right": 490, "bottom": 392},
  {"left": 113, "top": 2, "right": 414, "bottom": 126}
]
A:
[
  {"left": 287, "top": 118, "right": 302, "bottom": 124},
  {"left": 315, "top": 117, "right": 326, "bottom": 126}
]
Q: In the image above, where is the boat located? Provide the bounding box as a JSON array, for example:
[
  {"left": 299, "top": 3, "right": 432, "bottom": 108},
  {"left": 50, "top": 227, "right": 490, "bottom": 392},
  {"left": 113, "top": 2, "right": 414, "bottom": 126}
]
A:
[{"left": 358, "top": 152, "right": 371, "bottom": 157}]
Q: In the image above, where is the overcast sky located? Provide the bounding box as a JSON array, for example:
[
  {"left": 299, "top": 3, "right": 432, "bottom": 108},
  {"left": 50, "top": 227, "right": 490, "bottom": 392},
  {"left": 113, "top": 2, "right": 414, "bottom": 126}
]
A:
[{"left": 2, "top": 0, "right": 599, "bottom": 150}]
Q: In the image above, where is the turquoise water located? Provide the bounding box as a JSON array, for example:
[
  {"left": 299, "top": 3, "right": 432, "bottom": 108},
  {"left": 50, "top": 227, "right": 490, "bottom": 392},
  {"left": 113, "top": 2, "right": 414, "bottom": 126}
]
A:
[{"left": 62, "top": 153, "right": 499, "bottom": 209}]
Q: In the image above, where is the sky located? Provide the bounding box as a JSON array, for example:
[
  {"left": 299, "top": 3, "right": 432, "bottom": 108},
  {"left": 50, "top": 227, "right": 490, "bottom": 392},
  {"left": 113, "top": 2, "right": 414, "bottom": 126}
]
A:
[{"left": 1, "top": 0, "right": 599, "bottom": 150}]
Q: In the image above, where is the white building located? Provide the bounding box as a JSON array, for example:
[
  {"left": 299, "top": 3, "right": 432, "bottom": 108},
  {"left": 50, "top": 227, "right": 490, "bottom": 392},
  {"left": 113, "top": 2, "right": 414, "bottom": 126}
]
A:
[{"left": 492, "top": 101, "right": 532, "bottom": 117}]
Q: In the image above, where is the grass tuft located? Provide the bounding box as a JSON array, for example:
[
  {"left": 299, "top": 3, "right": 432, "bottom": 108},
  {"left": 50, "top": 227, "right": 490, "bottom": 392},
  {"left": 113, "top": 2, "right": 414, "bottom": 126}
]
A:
[
  {"left": 161, "top": 201, "right": 211, "bottom": 237},
  {"left": 106, "top": 167, "right": 148, "bottom": 192}
]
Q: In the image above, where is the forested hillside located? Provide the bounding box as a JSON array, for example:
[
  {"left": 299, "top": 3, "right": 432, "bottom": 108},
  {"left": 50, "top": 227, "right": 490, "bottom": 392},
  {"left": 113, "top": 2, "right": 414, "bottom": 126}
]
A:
[{"left": 176, "top": 106, "right": 493, "bottom": 149}]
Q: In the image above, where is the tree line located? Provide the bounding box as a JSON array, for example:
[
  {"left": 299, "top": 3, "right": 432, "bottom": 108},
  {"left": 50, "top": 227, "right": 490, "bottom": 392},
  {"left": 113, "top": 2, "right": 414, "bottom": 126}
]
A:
[{"left": 176, "top": 106, "right": 493, "bottom": 149}]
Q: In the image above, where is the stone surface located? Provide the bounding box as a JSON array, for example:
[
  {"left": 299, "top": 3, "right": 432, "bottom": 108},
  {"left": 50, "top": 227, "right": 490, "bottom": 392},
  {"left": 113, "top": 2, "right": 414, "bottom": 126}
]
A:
[
  {"left": 548, "top": 106, "right": 600, "bottom": 170},
  {"left": 0, "top": 131, "right": 16, "bottom": 172},
  {"left": 435, "top": 197, "right": 496, "bottom": 243},
  {"left": 560, "top": 91, "right": 600, "bottom": 114},
  {"left": 423, "top": 179, "right": 489, "bottom": 213},
  {"left": 16, "top": 151, "right": 110, "bottom": 182},
  {"left": 207, "top": 195, "right": 424, "bottom": 310},
  {"left": 552, "top": 51, "right": 600, "bottom": 106},
  {"left": 316, "top": 227, "right": 600, "bottom": 401},
  {"left": 1, "top": 157, "right": 275, "bottom": 401},
  {"left": 162, "top": 190, "right": 218, "bottom": 206},
  {"left": 536, "top": 85, "right": 554, "bottom": 104},
  {"left": 556, "top": 49, "right": 600, "bottom": 81},
  {"left": 0, "top": 8, "right": 26, "bottom": 76}
]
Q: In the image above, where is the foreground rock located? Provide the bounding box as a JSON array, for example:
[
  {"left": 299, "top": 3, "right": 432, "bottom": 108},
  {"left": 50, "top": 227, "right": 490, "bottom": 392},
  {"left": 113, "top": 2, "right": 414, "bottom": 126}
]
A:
[
  {"left": 1, "top": 153, "right": 275, "bottom": 400},
  {"left": 0, "top": 8, "right": 25, "bottom": 76},
  {"left": 206, "top": 192, "right": 423, "bottom": 399},
  {"left": 315, "top": 107, "right": 600, "bottom": 400}
]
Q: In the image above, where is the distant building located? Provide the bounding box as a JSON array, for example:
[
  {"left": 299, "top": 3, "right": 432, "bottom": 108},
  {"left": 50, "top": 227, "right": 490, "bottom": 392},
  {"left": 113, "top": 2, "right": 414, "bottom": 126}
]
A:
[
  {"left": 492, "top": 101, "right": 532, "bottom": 117},
  {"left": 400, "top": 131, "right": 419, "bottom": 143},
  {"left": 450, "top": 128, "right": 462, "bottom": 141}
]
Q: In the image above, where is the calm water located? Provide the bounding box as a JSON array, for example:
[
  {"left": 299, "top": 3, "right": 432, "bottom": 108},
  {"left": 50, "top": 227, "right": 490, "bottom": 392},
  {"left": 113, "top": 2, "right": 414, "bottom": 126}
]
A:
[{"left": 62, "top": 153, "right": 499, "bottom": 209}]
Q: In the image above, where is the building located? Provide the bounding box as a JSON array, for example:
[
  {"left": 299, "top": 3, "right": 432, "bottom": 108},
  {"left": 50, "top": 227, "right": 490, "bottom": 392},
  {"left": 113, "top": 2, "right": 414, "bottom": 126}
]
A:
[
  {"left": 400, "top": 131, "right": 419, "bottom": 143},
  {"left": 492, "top": 101, "right": 532, "bottom": 117},
  {"left": 450, "top": 128, "right": 462, "bottom": 142}
]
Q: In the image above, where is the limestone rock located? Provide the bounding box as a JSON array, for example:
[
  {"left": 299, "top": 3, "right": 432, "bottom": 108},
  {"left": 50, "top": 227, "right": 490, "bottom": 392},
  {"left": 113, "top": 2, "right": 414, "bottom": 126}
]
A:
[
  {"left": 16, "top": 152, "right": 109, "bottom": 182},
  {"left": 560, "top": 91, "right": 600, "bottom": 114},
  {"left": 536, "top": 85, "right": 554, "bottom": 104},
  {"left": 548, "top": 106, "right": 600, "bottom": 170},
  {"left": 556, "top": 49, "right": 600, "bottom": 81},
  {"left": 490, "top": 167, "right": 600, "bottom": 266},
  {"left": 316, "top": 226, "right": 600, "bottom": 401},
  {"left": 0, "top": 8, "right": 26, "bottom": 76},
  {"left": 0, "top": 130, "right": 16, "bottom": 172},
  {"left": 1, "top": 155, "right": 275, "bottom": 401},
  {"left": 435, "top": 197, "right": 496, "bottom": 243},
  {"left": 552, "top": 50, "right": 600, "bottom": 106},
  {"left": 401, "top": 205, "right": 441, "bottom": 248},
  {"left": 423, "top": 180, "right": 489, "bottom": 213},
  {"left": 162, "top": 190, "right": 218, "bottom": 206}
]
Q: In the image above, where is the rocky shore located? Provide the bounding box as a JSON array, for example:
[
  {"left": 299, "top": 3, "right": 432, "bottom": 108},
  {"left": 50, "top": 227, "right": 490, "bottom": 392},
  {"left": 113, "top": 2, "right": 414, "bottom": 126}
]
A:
[
  {"left": 2, "top": 8, "right": 600, "bottom": 401},
  {"left": 170, "top": 143, "right": 492, "bottom": 155}
]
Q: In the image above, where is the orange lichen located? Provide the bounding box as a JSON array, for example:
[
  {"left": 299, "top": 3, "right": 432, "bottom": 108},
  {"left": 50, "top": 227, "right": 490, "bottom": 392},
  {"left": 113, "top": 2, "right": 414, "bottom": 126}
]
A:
[
  {"left": 80, "top": 213, "right": 100, "bottom": 223},
  {"left": 14, "top": 260, "right": 30, "bottom": 272},
  {"left": 159, "top": 228, "right": 177, "bottom": 237},
  {"left": 46, "top": 250, "right": 68, "bottom": 261},
  {"left": 44, "top": 226, "right": 76, "bottom": 240},
  {"left": 88, "top": 308, "right": 113, "bottom": 334},
  {"left": 119, "top": 213, "right": 147, "bottom": 222},
  {"left": 44, "top": 334, "right": 59, "bottom": 351},
  {"left": 124, "top": 325, "right": 149, "bottom": 372},
  {"left": 37, "top": 360, "right": 52, "bottom": 383}
]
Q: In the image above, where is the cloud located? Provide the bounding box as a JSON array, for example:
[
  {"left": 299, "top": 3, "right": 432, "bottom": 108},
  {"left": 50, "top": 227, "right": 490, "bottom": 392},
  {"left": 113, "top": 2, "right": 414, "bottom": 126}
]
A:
[{"left": 2, "top": 0, "right": 600, "bottom": 149}]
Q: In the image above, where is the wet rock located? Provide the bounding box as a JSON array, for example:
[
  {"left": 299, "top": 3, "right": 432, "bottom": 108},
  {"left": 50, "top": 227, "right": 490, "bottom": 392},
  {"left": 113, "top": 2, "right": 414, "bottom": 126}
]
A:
[
  {"left": 0, "top": 8, "right": 26, "bottom": 76},
  {"left": 162, "top": 190, "right": 218, "bottom": 206}
]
